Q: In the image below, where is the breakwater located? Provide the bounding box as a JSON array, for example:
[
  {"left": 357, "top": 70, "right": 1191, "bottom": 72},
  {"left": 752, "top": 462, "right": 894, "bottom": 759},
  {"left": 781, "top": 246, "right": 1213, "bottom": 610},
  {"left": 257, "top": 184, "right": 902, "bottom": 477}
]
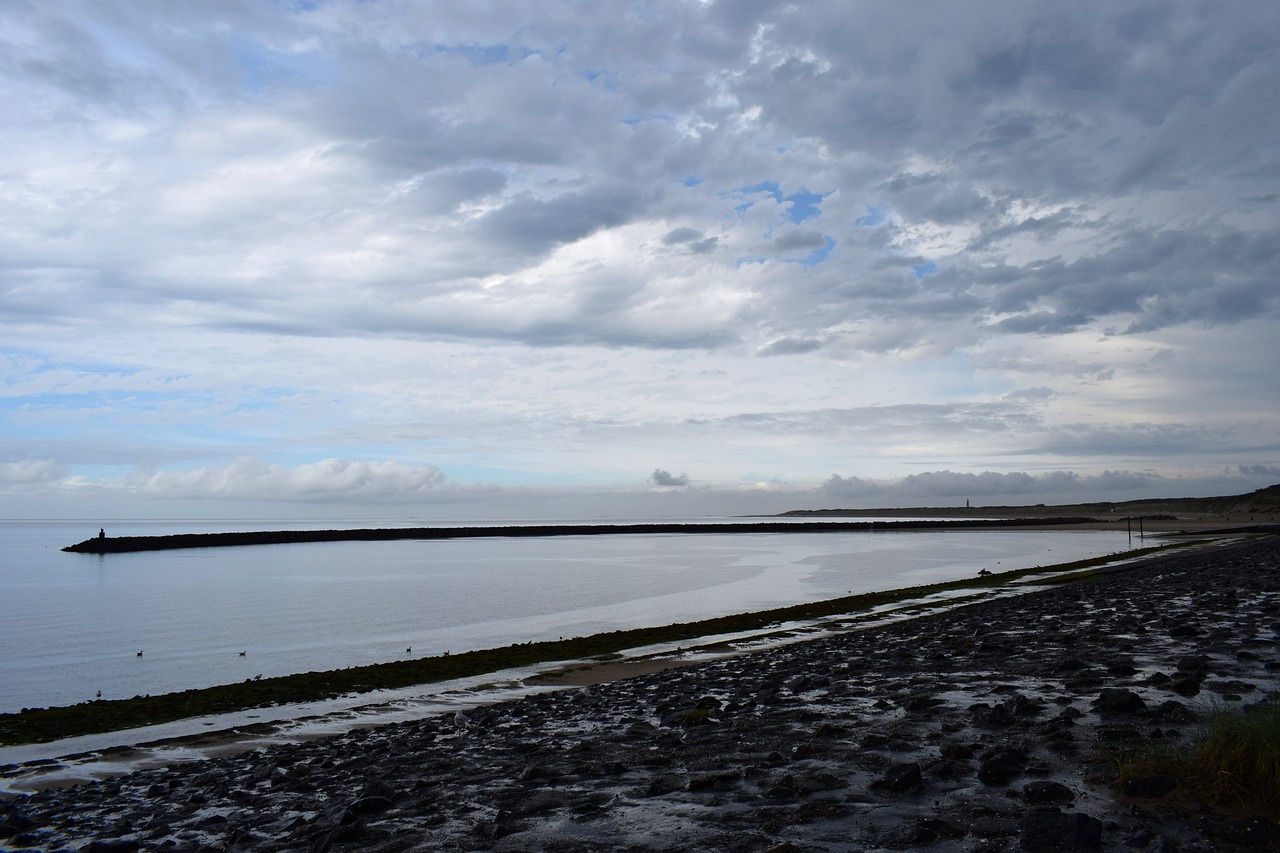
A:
[{"left": 61, "top": 517, "right": 1095, "bottom": 553}]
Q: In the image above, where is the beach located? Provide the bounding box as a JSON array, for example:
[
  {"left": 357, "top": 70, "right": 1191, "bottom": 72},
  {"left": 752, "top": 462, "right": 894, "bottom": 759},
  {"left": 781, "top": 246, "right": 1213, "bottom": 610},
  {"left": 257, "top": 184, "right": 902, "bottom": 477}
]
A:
[{"left": 2, "top": 533, "right": 1278, "bottom": 851}]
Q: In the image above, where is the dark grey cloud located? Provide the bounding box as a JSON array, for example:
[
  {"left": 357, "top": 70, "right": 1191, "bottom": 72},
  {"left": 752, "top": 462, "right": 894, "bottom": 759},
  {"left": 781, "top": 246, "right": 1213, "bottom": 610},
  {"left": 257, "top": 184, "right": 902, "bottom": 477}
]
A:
[
  {"left": 650, "top": 468, "right": 689, "bottom": 487},
  {"left": 716, "top": 402, "right": 1043, "bottom": 439},
  {"left": 1238, "top": 465, "right": 1280, "bottom": 480},
  {"left": 1028, "top": 423, "right": 1236, "bottom": 457},
  {"left": 821, "top": 469, "right": 1159, "bottom": 503},
  {"left": 662, "top": 226, "right": 719, "bottom": 254},
  {"left": 402, "top": 167, "right": 508, "bottom": 215},
  {"left": 477, "top": 187, "right": 645, "bottom": 257},
  {"left": 1004, "top": 387, "right": 1053, "bottom": 401},
  {"left": 663, "top": 227, "right": 702, "bottom": 244},
  {"left": 772, "top": 230, "right": 827, "bottom": 252}
]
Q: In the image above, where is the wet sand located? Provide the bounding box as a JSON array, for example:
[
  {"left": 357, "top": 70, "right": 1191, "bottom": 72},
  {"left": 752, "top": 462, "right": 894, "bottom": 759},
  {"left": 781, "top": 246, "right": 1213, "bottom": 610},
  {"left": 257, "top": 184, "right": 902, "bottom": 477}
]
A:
[{"left": 3, "top": 534, "right": 1278, "bottom": 851}]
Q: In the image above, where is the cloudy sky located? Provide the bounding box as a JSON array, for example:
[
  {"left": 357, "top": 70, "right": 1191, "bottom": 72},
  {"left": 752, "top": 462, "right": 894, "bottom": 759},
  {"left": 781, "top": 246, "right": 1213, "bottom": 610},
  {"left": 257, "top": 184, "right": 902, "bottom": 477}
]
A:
[{"left": 2, "top": 0, "right": 1278, "bottom": 520}]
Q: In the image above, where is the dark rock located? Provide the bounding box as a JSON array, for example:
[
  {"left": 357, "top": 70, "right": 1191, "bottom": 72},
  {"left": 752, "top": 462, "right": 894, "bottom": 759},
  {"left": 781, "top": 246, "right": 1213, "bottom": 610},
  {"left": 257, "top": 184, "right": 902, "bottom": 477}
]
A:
[
  {"left": 940, "top": 739, "right": 975, "bottom": 759},
  {"left": 1124, "top": 828, "right": 1155, "bottom": 847},
  {"left": 86, "top": 842, "right": 142, "bottom": 853},
  {"left": 347, "top": 794, "right": 394, "bottom": 816},
  {"left": 915, "top": 817, "right": 967, "bottom": 840},
  {"left": 978, "top": 748, "right": 1027, "bottom": 786},
  {"left": 904, "top": 692, "right": 945, "bottom": 712},
  {"left": 792, "top": 771, "right": 844, "bottom": 793},
  {"left": 1175, "top": 655, "right": 1210, "bottom": 674},
  {"left": 512, "top": 789, "right": 568, "bottom": 814},
  {"left": 971, "top": 815, "right": 1020, "bottom": 838},
  {"left": 642, "top": 776, "right": 681, "bottom": 797},
  {"left": 1152, "top": 700, "right": 1198, "bottom": 723},
  {"left": 687, "top": 771, "right": 739, "bottom": 792},
  {"left": 1023, "top": 780, "right": 1076, "bottom": 805},
  {"left": 0, "top": 804, "right": 34, "bottom": 837},
  {"left": 877, "top": 762, "right": 922, "bottom": 792},
  {"left": 1204, "top": 679, "right": 1256, "bottom": 695},
  {"left": 1205, "top": 814, "right": 1280, "bottom": 849},
  {"left": 1123, "top": 774, "right": 1177, "bottom": 799},
  {"left": 860, "top": 732, "right": 890, "bottom": 750},
  {"left": 1092, "top": 688, "right": 1147, "bottom": 715},
  {"left": 790, "top": 741, "right": 817, "bottom": 759},
  {"left": 1020, "top": 812, "right": 1103, "bottom": 850}
]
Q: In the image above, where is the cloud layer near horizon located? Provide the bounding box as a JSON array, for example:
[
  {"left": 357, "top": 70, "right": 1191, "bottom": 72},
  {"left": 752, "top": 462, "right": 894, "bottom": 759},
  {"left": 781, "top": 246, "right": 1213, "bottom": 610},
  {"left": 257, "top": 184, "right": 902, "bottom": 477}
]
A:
[{"left": 1, "top": 1, "right": 1277, "bottom": 516}]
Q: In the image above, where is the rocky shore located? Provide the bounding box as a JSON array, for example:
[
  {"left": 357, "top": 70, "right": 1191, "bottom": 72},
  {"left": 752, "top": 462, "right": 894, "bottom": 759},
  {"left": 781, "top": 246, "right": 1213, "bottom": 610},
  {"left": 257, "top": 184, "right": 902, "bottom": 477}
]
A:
[{"left": 4, "top": 536, "right": 1279, "bottom": 852}]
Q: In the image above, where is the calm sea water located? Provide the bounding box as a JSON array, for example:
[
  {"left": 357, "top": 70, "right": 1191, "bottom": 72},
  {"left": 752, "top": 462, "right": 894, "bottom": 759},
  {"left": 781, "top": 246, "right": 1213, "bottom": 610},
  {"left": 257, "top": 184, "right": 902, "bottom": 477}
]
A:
[{"left": 0, "top": 518, "right": 1149, "bottom": 713}]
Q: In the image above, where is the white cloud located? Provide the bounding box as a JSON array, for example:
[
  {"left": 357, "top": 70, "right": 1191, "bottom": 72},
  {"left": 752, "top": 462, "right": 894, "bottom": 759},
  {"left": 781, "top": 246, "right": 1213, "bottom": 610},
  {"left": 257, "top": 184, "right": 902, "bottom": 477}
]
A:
[
  {"left": 133, "top": 459, "right": 451, "bottom": 503},
  {"left": 0, "top": 459, "right": 68, "bottom": 485},
  {"left": 0, "top": 1, "right": 1276, "bottom": 517}
]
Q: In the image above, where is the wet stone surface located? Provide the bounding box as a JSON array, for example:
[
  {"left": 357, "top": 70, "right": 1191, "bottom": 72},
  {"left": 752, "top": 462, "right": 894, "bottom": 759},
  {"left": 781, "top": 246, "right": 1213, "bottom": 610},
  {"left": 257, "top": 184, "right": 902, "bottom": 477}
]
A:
[{"left": 3, "top": 537, "right": 1280, "bottom": 851}]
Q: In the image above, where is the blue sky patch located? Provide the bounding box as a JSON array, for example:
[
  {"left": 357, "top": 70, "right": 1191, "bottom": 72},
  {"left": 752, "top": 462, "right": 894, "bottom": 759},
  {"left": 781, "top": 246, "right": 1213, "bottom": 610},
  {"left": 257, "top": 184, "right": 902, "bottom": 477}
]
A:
[
  {"left": 856, "top": 205, "right": 891, "bottom": 227},
  {"left": 731, "top": 182, "right": 830, "bottom": 223},
  {"left": 619, "top": 113, "right": 676, "bottom": 126},
  {"left": 425, "top": 42, "right": 518, "bottom": 66},
  {"left": 913, "top": 260, "right": 939, "bottom": 279},
  {"left": 785, "top": 189, "right": 826, "bottom": 224},
  {"left": 801, "top": 237, "right": 835, "bottom": 267}
]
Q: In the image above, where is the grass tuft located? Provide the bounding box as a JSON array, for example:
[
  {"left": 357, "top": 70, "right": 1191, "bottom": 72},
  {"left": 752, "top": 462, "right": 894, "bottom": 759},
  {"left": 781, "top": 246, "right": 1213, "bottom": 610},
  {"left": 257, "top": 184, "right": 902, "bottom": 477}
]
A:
[{"left": 1117, "top": 697, "right": 1280, "bottom": 817}]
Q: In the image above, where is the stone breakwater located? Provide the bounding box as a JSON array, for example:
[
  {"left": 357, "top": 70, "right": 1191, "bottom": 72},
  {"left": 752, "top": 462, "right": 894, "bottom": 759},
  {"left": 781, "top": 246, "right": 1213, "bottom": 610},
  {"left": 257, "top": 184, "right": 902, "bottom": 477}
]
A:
[
  {"left": 62, "top": 518, "right": 1096, "bottom": 554},
  {"left": 4, "top": 538, "right": 1280, "bottom": 852}
]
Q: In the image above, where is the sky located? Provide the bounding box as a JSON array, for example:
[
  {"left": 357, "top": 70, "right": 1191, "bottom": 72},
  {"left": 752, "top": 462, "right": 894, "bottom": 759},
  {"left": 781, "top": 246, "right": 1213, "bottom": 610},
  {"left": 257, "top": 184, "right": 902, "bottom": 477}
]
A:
[{"left": 1, "top": 0, "right": 1278, "bottom": 521}]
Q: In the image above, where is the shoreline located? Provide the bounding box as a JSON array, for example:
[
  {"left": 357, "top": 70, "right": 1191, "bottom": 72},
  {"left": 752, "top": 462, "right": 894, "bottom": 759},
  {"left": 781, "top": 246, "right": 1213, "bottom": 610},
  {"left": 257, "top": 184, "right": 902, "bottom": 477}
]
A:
[
  {"left": 3, "top": 539, "right": 1208, "bottom": 749},
  {"left": 5, "top": 534, "right": 1278, "bottom": 850},
  {"left": 0, "top": 540, "right": 1224, "bottom": 794}
]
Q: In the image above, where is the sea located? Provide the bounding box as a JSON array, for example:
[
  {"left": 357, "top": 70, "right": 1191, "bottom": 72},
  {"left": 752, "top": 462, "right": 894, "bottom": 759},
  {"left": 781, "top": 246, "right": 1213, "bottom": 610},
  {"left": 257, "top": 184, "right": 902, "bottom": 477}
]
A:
[{"left": 0, "top": 517, "right": 1156, "bottom": 714}]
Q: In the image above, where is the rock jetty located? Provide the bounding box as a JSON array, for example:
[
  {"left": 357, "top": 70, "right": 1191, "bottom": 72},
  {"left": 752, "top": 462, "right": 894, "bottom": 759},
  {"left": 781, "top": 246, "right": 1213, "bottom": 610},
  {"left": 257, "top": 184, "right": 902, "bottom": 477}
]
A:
[
  {"left": 62, "top": 518, "right": 1096, "bottom": 554},
  {"left": 5, "top": 536, "right": 1280, "bottom": 851}
]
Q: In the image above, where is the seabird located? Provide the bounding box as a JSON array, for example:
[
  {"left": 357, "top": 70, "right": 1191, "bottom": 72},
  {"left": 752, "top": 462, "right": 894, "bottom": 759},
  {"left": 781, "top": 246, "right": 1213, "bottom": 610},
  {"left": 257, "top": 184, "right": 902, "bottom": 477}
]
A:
[
  {"left": 239, "top": 650, "right": 247, "bottom": 656},
  {"left": 454, "top": 710, "right": 468, "bottom": 730},
  {"left": 136, "top": 650, "right": 143, "bottom": 657}
]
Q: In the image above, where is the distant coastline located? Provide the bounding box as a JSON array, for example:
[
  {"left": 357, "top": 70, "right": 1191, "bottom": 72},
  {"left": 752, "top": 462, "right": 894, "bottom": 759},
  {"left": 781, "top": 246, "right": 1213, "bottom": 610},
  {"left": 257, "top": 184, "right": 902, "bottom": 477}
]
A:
[
  {"left": 62, "top": 516, "right": 1099, "bottom": 554},
  {"left": 62, "top": 480, "right": 1280, "bottom": 553}
]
